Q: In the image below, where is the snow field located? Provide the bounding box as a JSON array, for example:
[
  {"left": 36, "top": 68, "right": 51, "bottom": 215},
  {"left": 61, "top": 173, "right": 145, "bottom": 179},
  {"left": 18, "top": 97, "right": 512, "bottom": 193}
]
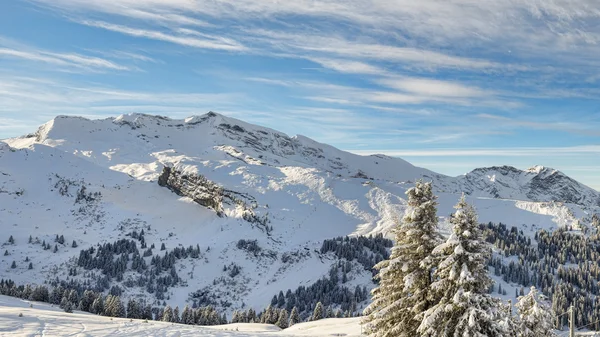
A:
[{"left": 0, "top": 295, "right": 363, "bottom": 337}]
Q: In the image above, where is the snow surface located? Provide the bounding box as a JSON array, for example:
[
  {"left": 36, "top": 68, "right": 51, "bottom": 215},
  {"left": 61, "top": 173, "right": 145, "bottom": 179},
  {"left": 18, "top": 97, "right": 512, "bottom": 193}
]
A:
[
  {"left": 0, "top": 112, "right": 598, "bottom": 315},
  {"left": 0, "top": 295, "right": 363, "bottom": 336}
]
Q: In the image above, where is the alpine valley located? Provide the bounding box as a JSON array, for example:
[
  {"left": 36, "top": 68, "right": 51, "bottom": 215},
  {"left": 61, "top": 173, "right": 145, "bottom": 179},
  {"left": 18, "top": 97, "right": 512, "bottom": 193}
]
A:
[{"left": 1, "top": 112, "right": 599, "bottom": 321}]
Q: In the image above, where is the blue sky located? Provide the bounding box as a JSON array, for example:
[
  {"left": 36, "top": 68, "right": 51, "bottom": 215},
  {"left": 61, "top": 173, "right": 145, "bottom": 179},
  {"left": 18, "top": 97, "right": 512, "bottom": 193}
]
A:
[{"left": 1, "top": 0, "right": 600, "bottom": 189}]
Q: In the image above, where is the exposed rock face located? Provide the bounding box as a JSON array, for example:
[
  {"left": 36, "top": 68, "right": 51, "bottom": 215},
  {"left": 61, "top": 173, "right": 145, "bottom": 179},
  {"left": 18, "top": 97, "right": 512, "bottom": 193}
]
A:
[
  {"left": 158, "top": 166, "right": 271, "bottom": 232},
  {"left": 158, "top": 166, "right": 224, "bottom": 216},
  {"left": 527, "top": 167, "right": 598, "bottom": 206}
]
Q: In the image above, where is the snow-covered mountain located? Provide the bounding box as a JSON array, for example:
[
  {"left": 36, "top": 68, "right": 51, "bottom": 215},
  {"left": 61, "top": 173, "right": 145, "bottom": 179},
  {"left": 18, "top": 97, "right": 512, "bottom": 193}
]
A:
[
  {"left": 1, "top": 112, "right": 598, "bottom": 315},
  {"left": 458, "top": 165, "right": 600, "bottom": 207}
]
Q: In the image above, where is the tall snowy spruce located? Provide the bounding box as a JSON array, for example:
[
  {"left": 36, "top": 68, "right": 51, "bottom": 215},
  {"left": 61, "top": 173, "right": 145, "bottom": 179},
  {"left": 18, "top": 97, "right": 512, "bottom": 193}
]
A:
[
  {"left": 515, "top": 286, "right": 556, "bottom": 337},
  {"left": 418, "top": 195, "right": 505, "bottom": 337},
  {"left": 363, "top": 181, "right": 441, "bottom": 337}
]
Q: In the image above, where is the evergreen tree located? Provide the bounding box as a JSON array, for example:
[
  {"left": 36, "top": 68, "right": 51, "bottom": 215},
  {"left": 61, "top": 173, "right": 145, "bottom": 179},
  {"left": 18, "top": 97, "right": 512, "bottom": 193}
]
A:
[
  {"left": 289, "top": 307, "right": 301, "bottom": 326},
  {"left": 79, "top": 290, "right": 96, "bottom": 313},
  {"left": 29, "top": 285, "right": 49, "bottom": 303},
  {"left": 419, "top": 195, "right": 506, "bottom": 337},
  {"left": 363, "top": 181, "right": 441, "bottom": 337},
  {"left": 173, "top": 306, "right": 180, "bottom": 323},
  {"left": 248, "top": 308, "right": 257, "bottom": 323},
  {"left": 143, "top": 304, "right": 153, "bottom": 320},
  {"left": 181, "top": 305, "right": 194, "bottom": 324},
  {"left": 60, "top": 296, "right": 72, "bottom": 312},
  {"left": 162, "top": 305, "right": 173, "bottom": 322},
  {"left": 276, "top": 309, "right": 289, "bottom": 329},
  {"left": 326, "top": 306, "right": 334, "bottom": 318},
  {"left": 10, "top": 261, "right": 16, "bottom": 269},
  {"left": 127, "top": 298, "right": 139, "bottom": 319},
  {"left": 61, "top": 297, "right": 73, "bottom": 313},
  {"left": 262, "top": 305, "right": 277, "bottom": 324},
  {"left": 8, "top": 235, "right": 14, "bottom": 244},
  {"left": 277, "top": 291, "right": 285, "bottom": 307},
  {"left": 515, "top": 287, "right": 556, "bottom": 337},
  {"left": 91, "top": 297, "right": 104, "bottom": 315},
  {"left": 311, "top": 302, "right": 324, "bottom": 321},
  {"left": 67, "top": 289, "right": 78, "bottom": 305},
  {"left": 231, "top": 310, "right": 240, "bottom": 323},
  {"left": 105, "top": 295, "right": 126, "bottom": 318},
  {"left": 268, "top": 306, "right": 279, "bottom": 324},
  {"left": 50, "top": 287, "right": 64, "bottom": 305}
]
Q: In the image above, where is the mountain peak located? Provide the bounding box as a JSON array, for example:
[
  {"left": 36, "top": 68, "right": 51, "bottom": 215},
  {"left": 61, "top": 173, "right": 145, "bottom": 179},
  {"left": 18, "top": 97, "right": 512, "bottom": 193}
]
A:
[
  {"left": 460, "top": 164, "right": 599, "bottom": 206},
  {"left": 525, "top": 165, "right": 559, "bottom": 175}
]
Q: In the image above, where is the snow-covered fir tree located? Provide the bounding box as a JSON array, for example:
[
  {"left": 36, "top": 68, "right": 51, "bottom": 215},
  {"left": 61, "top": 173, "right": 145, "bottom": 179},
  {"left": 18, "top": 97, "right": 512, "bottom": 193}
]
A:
[
  {"left": 180, "top": 305, "right": 193, "bottom": 324},
  {"left": 261, "top": 304, "right": 278, "bottom": 324},
  {"left": 79, "top": 290, "right": 96, "bottom": 312},
  {"left": 67, "top": 289, "right": 78, "bottom": 305},
  {"left": 231, "top": 310, "right": 240, "bottom": 323},
  {"left": 326, "top": 306, "right": 334, "bottom": 318},
  {"left": 311, "top": 302, "right": 324, "bottom": 321},
  {"left": 126, "top": 298, "right": 139, "bottom": 319},
  {"left": 289, "top": 307, "right": 301, "bottom": 326},
  {"left": 162, "top": 305, "right": 173, "bottom": 322},
  {"left": 515, "top": 286, "right": 556, "bottom": 337},
  {"left": 60, "top": 296, "right": 73, "bottom": 313},
  {"left": 276, "top": 309, "right": 289, "bottom": 329},
  {"left": 104, "top": 295, "right": 125, "bottom": 318},
  {"left": 91, "top": 296, "right": 104, "bottom": 315},
  {"left": 173, "top": 306, "right": 180, "bottom": 323},
  {"left": 247, "top": 308, "right": 256, "bottom": 323},
  {"left": 418, "top": 195, "right": 506, "bottom": 337},
  {"left": 363, "top": 181, "right": 441, "bottom": 337}
]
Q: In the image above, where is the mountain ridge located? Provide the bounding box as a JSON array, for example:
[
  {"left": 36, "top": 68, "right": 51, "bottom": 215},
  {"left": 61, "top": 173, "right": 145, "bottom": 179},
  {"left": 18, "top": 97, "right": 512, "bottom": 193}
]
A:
[
  {"left": 10, "top": 112, "right": 598, "bottom": 206},
  {"left": 458, "top": 164, "right": 600, "bottom": 206}
]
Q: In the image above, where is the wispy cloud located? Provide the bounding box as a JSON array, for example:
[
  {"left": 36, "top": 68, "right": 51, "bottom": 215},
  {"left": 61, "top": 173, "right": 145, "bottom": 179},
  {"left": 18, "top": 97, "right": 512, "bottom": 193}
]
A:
[
  {"left": 79, "top": 20, "right": 247, "bottom": 51},
  {"left": 244, "top": 29, "right": 505, "bottom": 71},
  {"left": 477, "top": 113, "right": 600, "bottom": 136},
  {"left": 244, "top": 76, "right": 513, "bottom": 108},
  {"left": 0, "top": 75, "right": 247, "bottom": 118},
  {"left": 0, "top": 47, "right": 129, "bottom": 71},
  {"left": 32, "top": 0, "right": 600, "bottom": 69},
  {"left": 349, "top": 146, "right": 600, "bottom": 157},
  {"left": 84, "top": 49, "right": 159, "bottom": 63},
  {"left": 306, "top": 57, "right": 387, "bottom": 75},
  {"left": 29, "top": 0, "right": 600, "bottom": 103},
  {"left": 376, "top": 77, "right": 489, "bottom": 98}
]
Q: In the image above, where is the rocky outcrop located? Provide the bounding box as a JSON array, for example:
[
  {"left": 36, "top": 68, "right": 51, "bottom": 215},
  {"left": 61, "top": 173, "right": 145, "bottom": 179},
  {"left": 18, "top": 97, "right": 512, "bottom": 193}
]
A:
[{"left": 158, "top": 166, "right": 224, "bottom": 216}]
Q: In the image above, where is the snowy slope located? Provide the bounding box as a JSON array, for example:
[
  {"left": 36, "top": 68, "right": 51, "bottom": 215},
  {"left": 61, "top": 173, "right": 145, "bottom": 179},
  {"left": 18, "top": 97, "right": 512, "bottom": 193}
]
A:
[
  {"left": 0, "top": 295, "right": 363, "bottom": 336},
  {"left": 1, "top": 112, "right": 598, "bottom": 315}
]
